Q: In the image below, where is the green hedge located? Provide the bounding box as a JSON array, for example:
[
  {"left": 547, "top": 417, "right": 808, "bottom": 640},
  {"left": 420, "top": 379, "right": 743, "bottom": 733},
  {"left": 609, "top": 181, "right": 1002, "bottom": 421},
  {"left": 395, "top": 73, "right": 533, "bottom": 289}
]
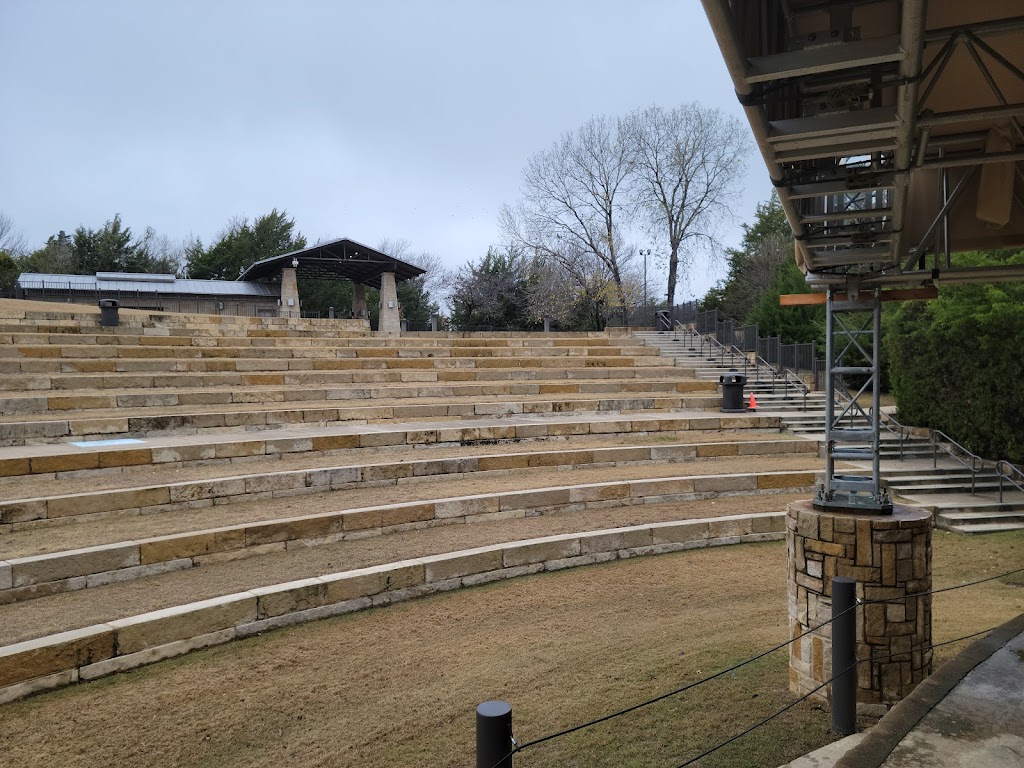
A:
[{"left": 885, "top": 252, "right": 1024, "bottom": 463}]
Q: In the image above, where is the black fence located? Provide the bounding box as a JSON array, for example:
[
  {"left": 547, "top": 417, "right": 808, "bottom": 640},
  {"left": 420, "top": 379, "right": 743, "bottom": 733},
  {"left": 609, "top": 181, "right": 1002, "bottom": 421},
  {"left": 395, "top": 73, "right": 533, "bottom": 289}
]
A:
[{"left": 692, "top": 306, "right": 821, "bottom": 385}]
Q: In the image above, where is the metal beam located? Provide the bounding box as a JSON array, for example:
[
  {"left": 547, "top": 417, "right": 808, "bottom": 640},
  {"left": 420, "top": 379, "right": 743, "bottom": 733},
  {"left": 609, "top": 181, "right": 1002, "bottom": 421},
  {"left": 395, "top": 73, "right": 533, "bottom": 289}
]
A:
[{"left": 745, "top": 35, "right": 904, "bottom": 84}]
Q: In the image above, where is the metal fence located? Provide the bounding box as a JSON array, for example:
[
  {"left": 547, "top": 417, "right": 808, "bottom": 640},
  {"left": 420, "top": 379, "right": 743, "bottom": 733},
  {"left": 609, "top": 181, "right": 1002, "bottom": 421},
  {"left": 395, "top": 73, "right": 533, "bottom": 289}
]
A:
[{"left": 690, "top": 308, "right": 821, "bottom": 386}]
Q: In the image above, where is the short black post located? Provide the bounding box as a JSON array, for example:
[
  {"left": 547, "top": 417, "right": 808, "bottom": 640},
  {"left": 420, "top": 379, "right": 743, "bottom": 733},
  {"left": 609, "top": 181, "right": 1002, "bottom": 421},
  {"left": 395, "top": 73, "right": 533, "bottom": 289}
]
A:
[
  {"left": 476, "top": 700, "right": 513, "bottom": 768},
  {"left": 831, "top": 576, "right": 857, "bottom": 736},
  {"left": 328, "top": 306, "right": 335, "bottom": 319}
]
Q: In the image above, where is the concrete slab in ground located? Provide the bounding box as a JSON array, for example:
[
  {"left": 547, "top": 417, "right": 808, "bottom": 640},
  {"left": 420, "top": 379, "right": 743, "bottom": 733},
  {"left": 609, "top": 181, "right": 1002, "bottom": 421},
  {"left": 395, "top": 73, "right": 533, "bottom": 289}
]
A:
[
  {"left": 880, "top": 629, "right": 1024, "bottom": 767},
  {"left": 777, "top": 733, "right": 867, "bottom": 767},
  {"left": 835, "top": 613, "right": 1024, "bottom": 768}
]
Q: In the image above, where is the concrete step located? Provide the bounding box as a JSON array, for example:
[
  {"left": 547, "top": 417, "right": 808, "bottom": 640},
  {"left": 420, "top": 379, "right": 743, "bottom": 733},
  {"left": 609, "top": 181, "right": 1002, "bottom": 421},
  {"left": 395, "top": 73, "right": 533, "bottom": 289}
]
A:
[
  {"left": 0, "top": 365, "right": 699, "bottom": 393},
  {"left": 0, "top": 393, "right": 725, "bottom": 445},
  {"left": 0, "top": 411, "right": 784, "bottom": 479},
  {"left": 0, "top": 378, "right": 717, "bottom": 416}
]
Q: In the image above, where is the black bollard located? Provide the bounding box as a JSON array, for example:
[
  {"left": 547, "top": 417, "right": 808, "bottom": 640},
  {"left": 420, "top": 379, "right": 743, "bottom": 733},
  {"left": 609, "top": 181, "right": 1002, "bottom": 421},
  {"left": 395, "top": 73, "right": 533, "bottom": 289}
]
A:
[
  {"left": 831, "top": 577, "right": 857, "bottom": 735},
  {"left": 476, "top": 700, "right": 513, "bottom": 768}
]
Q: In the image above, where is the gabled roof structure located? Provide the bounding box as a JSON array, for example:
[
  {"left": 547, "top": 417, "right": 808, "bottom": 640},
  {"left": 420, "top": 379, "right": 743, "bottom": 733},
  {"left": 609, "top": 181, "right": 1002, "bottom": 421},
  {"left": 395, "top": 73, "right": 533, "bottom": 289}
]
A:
[
  {"left": 237, "top": 238, "right": 426, "bottom": 290},
  {"left": 701, "top": 1, "right": 1024, "bottom": 288}
]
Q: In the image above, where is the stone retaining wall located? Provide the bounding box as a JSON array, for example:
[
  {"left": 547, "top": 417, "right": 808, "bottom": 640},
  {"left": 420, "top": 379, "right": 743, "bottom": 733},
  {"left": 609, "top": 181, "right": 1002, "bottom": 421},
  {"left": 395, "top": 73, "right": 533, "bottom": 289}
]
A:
[
  {"left": 0, "top": 439, "right": 815, "bottom": 527},
  {"left": 787, "top": 500, "right": 933, "bottom": 707},
  {"left": 0, "top": 415, "right": 783, "bottom": 479},
  {"left": 0, "top": 514, "right": 785, "bottom": 705},
  {"left": 0, "top": 471, "right": 819, "bottom": 602}
]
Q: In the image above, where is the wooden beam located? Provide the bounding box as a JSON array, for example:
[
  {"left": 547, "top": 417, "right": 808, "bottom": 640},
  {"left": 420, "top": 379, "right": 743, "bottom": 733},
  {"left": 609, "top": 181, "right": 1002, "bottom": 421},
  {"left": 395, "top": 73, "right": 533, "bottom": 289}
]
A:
[{"left": 779, "top": 287, "right": 939, "bottom": 306}]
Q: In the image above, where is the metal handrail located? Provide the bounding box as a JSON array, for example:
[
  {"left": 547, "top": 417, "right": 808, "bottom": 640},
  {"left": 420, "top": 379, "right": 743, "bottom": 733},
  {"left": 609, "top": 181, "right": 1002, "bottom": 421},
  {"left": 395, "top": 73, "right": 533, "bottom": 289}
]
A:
[
  {"left": 781, "top": 368, "right": 809, "bottom": 410},
  {"left": 996, "top": 460, "right": 1024, "bottom": 503},
  {"left": 931, "top": 429, "right": 986, "bottom": 495},
  {"left": 878, "top": 411, "right": 914, "bottom": 460}
]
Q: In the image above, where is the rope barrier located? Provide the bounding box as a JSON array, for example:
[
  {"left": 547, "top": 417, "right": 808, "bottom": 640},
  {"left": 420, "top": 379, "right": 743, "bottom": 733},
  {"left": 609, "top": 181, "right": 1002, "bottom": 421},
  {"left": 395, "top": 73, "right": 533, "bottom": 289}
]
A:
[
  {"left": 860, "top": 565, "right": 1024, "bottom": 604},
  {"left": 483, "top": 564, "right": 1021, "bottom": 768}
]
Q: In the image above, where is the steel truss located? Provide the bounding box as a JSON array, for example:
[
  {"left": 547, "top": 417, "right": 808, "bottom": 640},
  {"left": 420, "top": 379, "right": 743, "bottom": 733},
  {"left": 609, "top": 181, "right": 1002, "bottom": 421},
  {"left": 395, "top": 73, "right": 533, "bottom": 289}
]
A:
[{"left": 818, "top": 288, "right": 890, "bottom": 512}]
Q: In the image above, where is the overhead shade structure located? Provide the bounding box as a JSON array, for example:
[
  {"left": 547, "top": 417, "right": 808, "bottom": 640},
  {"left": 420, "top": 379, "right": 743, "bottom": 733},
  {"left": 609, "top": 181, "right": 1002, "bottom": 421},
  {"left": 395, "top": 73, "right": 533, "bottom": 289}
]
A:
[
  {"left": 700, "top": 1, "right": 1024, "bottom": 513},
  {"left": 238, "top": 238, "right": 426, "bottom": 289},
  {"left": 700, "top": 0, "right": 1024, "bottom": 288}
]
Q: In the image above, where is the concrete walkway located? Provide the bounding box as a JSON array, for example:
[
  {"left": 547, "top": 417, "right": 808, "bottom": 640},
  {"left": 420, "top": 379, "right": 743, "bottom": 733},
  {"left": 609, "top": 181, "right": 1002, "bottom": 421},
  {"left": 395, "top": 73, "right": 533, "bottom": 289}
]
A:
[{"left": 835, "top": 613, "right": 1024, "bottom": 767}]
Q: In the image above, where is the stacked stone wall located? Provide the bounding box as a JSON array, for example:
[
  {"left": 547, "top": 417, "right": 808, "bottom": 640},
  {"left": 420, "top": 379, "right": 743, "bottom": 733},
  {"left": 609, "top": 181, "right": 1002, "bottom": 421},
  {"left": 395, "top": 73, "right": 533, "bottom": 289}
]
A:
[{"left": 787, "top": 500, "right": 932, "bottom": 707}]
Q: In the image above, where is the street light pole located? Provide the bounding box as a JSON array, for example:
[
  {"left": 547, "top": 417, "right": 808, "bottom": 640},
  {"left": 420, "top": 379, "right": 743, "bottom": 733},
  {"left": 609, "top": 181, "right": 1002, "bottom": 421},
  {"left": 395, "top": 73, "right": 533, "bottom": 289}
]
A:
[{"left": 638, "top": 248, "right": 651, "bottom": 322}]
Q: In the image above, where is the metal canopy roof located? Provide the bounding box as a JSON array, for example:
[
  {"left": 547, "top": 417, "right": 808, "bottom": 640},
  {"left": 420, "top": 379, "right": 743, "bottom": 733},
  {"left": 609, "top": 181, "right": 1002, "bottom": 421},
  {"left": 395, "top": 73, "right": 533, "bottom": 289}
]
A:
[
  {"left": 701, "top": 0, "right": 1024, "bottom": 288},
  {"left": 16, "top": 273, "right": 277, "bottom": 297},
  {"left": 237, "top": 238, "right": 427, "bottom": 289}
]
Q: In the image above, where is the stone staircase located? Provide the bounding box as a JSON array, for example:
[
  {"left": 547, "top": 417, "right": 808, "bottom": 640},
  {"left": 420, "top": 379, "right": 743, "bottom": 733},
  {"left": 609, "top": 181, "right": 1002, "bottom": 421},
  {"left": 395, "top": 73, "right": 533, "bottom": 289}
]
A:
[{"left": 633, "top": 327, "right": 1024, "bottom": 533}]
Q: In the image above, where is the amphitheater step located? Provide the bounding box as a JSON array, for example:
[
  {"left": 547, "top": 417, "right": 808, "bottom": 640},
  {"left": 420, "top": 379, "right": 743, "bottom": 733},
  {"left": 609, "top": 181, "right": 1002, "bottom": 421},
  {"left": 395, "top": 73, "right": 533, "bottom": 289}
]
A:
[
  {"left": 0, "top": 469, "right": 821, "bottom": 605},
  {"left": 0, "top": 411, "right": 784, "bottom": 478},
  {"left": 0, "top": 438, "right": 816, "bottom": 530},
  {"left": 0, "top": 503, "right": 795, "bottom": 704}
]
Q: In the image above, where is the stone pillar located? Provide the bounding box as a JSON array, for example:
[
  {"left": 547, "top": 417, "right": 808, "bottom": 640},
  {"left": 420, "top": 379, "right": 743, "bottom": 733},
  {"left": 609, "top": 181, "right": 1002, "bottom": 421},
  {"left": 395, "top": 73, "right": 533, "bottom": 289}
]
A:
[
  {"left": 279, "top": 267, "right": 300, "bottom": 319},
  {"left": 787, "top": 499, "right": 932, "bottom": 710},
  {"left": 378, "top": 272, "right": 401, "bottom": 335},
  {"left": 352, "top": 283, "right": 367, "bottom": 320}
]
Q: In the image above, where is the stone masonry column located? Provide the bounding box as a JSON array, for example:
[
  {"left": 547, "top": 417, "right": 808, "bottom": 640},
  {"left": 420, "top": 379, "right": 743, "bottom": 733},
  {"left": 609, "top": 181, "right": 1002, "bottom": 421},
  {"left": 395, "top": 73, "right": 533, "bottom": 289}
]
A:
[
  {"left": 378, "top": 272, "right": 401, "bottom": 335},
  {"left": 787, "top": 499, "right": 932, "bottom": 710},
  {"left": 279, "top": 267, "right": 300, "bottom": 319},
  {"left": 352, "top": 282, "right": 367, "bottom": 320}
]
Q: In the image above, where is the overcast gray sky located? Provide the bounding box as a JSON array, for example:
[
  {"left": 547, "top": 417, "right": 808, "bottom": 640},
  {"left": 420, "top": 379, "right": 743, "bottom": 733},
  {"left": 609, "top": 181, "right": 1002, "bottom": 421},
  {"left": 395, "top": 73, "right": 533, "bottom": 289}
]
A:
[{"left": 1, "top": 0, "right": 773, "bottom": 301}]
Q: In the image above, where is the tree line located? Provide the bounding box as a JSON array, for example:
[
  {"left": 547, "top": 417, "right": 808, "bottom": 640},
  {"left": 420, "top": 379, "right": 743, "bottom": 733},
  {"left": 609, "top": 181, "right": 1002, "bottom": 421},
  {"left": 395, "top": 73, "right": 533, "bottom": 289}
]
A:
[{"left": 0, "top": 210, "right": 440, "bottom": 325}]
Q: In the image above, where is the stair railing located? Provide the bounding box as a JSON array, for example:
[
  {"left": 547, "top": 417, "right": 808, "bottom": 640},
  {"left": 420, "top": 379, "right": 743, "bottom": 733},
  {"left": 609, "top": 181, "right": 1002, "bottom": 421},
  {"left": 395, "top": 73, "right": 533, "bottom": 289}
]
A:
[
  {"left": 996, "top": 461, "right": 1024, "bottom": 503},
  {"left": 781, "top": 368, "right": 809, "bottom": 410},
  {"left": 931, "top": 430, "right": 986, "bottom": 495},
  {"left": 878, "top": 411, "right": 913, "bottom": 460},
  {"left": 681, "top": 323, "right": 778, "bottom": 388}
]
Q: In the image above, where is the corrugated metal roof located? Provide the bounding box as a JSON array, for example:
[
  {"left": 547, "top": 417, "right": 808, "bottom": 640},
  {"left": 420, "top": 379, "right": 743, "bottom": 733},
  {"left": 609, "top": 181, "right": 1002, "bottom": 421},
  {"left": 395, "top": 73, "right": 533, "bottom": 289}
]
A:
[{"left": 16, "top": 273, "right": 277, "bottom": 297}]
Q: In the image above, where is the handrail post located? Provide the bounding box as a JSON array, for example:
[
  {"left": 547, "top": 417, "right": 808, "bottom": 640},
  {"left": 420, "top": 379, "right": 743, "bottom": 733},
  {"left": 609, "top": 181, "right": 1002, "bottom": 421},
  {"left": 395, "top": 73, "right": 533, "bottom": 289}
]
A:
[
  {"left": 831, "top": 577, "right": 857, "bottom": 736},
  {"left": 477, "top": 701, "right": 513, "bottom": 768}
]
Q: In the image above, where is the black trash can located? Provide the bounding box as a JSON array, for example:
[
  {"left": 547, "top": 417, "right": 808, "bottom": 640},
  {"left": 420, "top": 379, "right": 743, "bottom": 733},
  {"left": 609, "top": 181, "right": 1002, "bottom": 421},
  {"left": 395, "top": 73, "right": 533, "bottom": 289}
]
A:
[
  {"left": 98, "top": 299, "right": 120, "bottom": 327},
  {"left": 719, "top": 371, "right": 747, "bottom": 413},
  {"left": 656, "top": 310, "right": 671, "bottom": 331}
]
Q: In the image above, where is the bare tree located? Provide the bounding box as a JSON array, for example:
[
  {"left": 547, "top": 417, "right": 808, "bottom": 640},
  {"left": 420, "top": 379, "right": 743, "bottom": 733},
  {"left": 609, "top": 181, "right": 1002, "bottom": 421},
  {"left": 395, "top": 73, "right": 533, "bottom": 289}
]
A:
[
  {"left": 626, "top": 104, "right": 747, "bottom": 307},
  {"left": 500, "top": 114, "right": 635, "bottom": 321},
  {"left": 0, "top": 211, "right": 26, "bottom": 256}
]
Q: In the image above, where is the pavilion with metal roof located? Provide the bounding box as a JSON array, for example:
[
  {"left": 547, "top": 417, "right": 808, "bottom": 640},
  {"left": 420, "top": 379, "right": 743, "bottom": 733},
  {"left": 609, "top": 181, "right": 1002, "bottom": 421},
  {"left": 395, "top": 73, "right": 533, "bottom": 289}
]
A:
[
  {"left": 238, "top": 238, "right": 427, "bottom": 332},
  {"left": 237, "top": 238, "right": 426, "bottom": 289},
  {"left": 700, "top": 1, "right": 1024, "bottom": 512}
]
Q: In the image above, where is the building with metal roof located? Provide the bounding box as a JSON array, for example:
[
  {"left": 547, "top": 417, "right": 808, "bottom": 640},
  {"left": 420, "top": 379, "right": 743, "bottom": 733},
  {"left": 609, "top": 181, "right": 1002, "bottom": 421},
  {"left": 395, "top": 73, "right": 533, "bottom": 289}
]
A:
[{"left": 15, "top": 272, "right": 281, "bottom": 316}]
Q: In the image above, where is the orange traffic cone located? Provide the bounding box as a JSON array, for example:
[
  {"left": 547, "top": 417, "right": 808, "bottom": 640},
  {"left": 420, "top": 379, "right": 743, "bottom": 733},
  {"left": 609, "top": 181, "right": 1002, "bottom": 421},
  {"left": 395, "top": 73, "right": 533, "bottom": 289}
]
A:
[{"left": 748, "top": 393, "right": 758, "bottom": 410}]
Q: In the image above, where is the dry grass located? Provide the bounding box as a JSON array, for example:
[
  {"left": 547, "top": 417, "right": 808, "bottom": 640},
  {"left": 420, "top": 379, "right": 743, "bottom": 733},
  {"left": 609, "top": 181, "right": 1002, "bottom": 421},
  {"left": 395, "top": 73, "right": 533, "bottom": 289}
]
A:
[{"left": 0, "top": 530, "right": 1020, "bottom": 768}]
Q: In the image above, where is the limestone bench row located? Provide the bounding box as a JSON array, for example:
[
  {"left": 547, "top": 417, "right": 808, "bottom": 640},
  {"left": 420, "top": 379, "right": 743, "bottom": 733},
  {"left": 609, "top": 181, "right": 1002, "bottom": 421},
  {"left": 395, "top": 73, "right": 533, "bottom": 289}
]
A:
[
  {"left": 0, "top": 378, "right": 715, "bottom": 415},
  {"left": 3, "top": 344, "right": 657, "bottom": 361},
  {"left": 2, "top": 334, "right": 640, "bottom": 349},
  {"left": 0, "top": 439, "right": 816, "bottom": 528},
  {"left": 0, "top": 364, "right": 693, "bottom": 392},
  {"left": 0, "top": 470, "right": 817, "bottom": 603},
  {"left": 0, "top": 513, "right": 785, "bottom": 705},
  {"left": 0, "top": 393, "right": 724, "bottom": 445},
  {"left": 0, "top": 413, "right": 783, "bottom": 479},
  {"left": 0, "top": 354, "right": 670, "bottom": 376}
]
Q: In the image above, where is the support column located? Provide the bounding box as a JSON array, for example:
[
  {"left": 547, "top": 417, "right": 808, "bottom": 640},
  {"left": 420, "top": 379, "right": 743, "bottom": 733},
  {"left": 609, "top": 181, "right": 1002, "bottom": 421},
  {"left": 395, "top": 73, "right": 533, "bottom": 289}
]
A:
[
  {"left": 352, "top": 283, "right": 367, "bottom": 320},
  {"left": 787, "top": 499, "right": 932, "bottom": 711},
  {"left": 279, "top": 267, "right": 300, "bottom": 319},
  {"left": 378, "top": 272, "right": 401, "bottom": 335}
]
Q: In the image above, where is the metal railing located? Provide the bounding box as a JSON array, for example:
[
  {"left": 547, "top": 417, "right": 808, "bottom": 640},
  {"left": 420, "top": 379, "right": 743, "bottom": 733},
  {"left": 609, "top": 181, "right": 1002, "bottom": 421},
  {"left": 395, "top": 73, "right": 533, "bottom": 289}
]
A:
[
  {"left": 879, "top": 411, "right": 915, "bottom": 460},
  {"left": 679, "top": 323, "right": 812, "bottom": 406},
  {"left": 931, "top": 429, "right": 987, "bottom": 495},
  {"left": 996, "top": 461, "right": 1024, "bottom": 503}
]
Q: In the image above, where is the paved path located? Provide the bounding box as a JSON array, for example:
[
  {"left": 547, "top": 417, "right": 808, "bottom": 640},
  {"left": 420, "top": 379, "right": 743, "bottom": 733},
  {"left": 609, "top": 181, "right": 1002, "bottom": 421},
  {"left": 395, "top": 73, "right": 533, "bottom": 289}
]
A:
[{"left": 834, "top": 613, "right": 1024, "bottom": 768}]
